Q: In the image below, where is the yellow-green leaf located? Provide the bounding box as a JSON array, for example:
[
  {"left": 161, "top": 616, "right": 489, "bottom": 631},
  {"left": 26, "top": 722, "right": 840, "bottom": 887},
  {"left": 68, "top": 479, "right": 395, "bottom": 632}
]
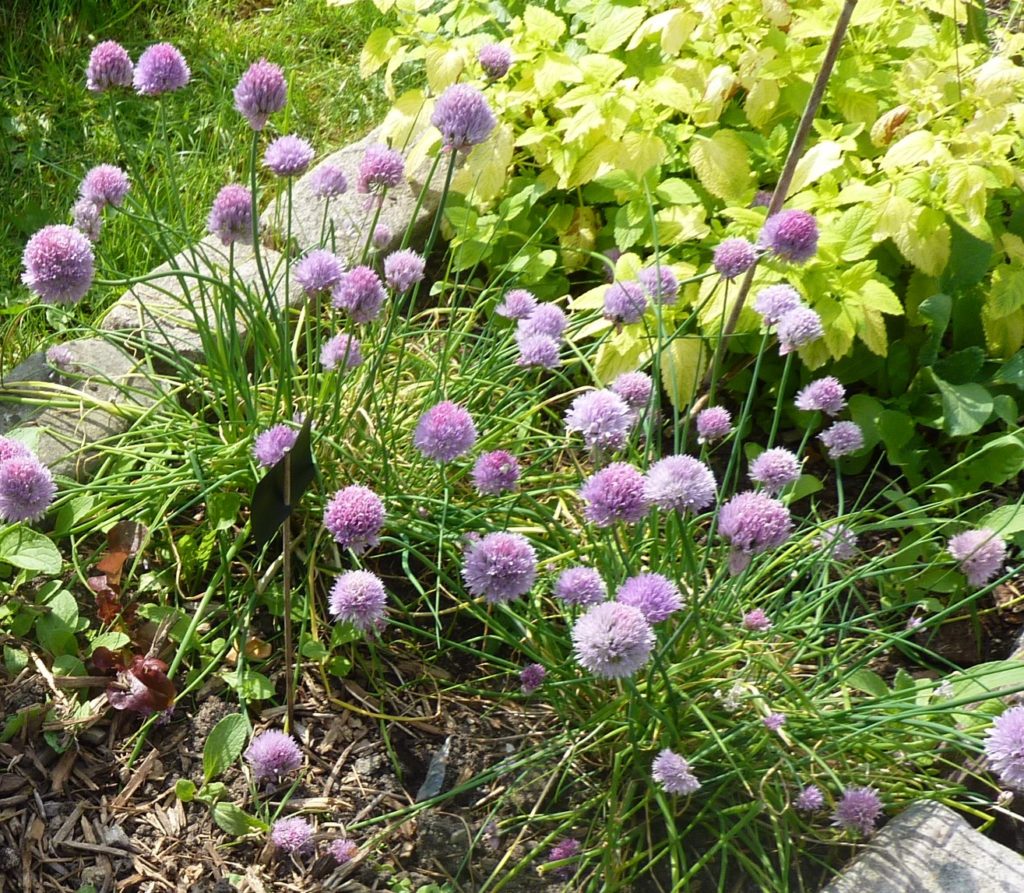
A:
[
  {"left": 360, "top": 27, "right": 398, "bottom": 77},
  {"left": 627, "top": 9, "right": 695, "bottom": 55},
  {"left": 881, "top": 131, "right": 944, "bottom": 171},
  {"left": 660, "top": 337, "right": 707, "bottom": 410},
  {"left": 744, "top": 78, "right": 779, "bottom": 129},
  {"left": 654, "top": 205, "right": 709, "bottom": 243},
  {"left": 523, "top": 5, "right": 567, "bottom": 45},
  {"left": 617, "top": 133, "right": 666, "bottom": 179},
  {"left": 533, "top": 52, "right": 583, "bottom": 95},
  {"left": 983, "top": 306, "right": 1024, "bottom": 358},
  {"left": 595, "top": 328, "right": 651, "bottom": 384},
  {"left": 689, "top": 130, "right": 753, "bottom": 201},
  {"left": 451, "top": 122, "right": 514, "bottom": 205},
  {"left": 988, "top": 265, "right": 1024, "bottom": 319},
  {"left": 585, "top": 6, "right": 646, "bottom": 53},
  {"left": 789, "top": 140, "right": 844, "bottom": 194},
  {"left": 381, "top": 90, "right": 432, "bottom": 149},
  {"left": 425, "top": 45, "right": 464, "bottom": 92}
]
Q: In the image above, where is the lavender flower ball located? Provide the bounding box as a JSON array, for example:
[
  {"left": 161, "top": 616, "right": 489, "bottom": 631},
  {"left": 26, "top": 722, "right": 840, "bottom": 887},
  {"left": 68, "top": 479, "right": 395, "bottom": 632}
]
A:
[
  {"left": 332, "top": 265, "right": 385, "bottom": 324},
  {"left": 815, "top": 522, "right": 858, "bottom": 560},
  {"left": 328, "top": 838, "right": 358, "bottom": 864},
  {"left": 357, "top": 144, "right": 405, "bottom": 193},
  {"left": 323, "top": 485, "right": 385, "bottom": 553},
  {"left": 384, "top": 249, "right": 426, "bottom": 292},
  {"left": 818, "top": 421, "right": 864, "bottom": 459},
  {"left": 713, "top": 237, "right": 758, "bottom": 279},
  {"left": 515, "top": 332, "right": 561, "bottom": 369},
  {"left": 572, "top": 601, "right": 654, "bottom": 678},
  {"left": 86, "top": 41, "right": 133, "bottom": 92},
  {"left": 270, "top": 816, "right": 314, "bottom": 853},
  {"left": 431, "top": 83, "right": 496, "bottom": 151},
  {"left": 72, "top": 199, "right": 102, "bottom": 242},
  {"left": 207, "top": 184, "right": 253, "bottom": 245},
  {"left": 742, "top": 608, "right": 773, "bottom": 632},
  {"left": 638, "top": 264, "right": 679, "bottom": 305},
  {"left": 372, "top": 223, "right": 392, "bottom": 249},
  {"left": 565, "top": 390, "right": 632, "bottom": 453},
  {"left": 795, "top": 376, "right": 846, "bottom": 415},
  {"left": 984, "top": 705, "right": 1024, "bottom": 790},
  {"left": 651, "top": 749, "right": 701, "bottom": 795},
  {"left": 264, "top": 134, "right": 315, "bottom": 178},
  {"left": 948, "top": 529, "right": 1008, "bottom": 587},
  {"left": 310, "top": 163, "right": 348, "bottom": 199},
  {"left": 749, "top": 447, "right": 801, "bottom": 493},
  {"left": 760, "top": 209, "right": 819, "bottom": 263},
  {"left": 80, "top": 164, "right": 130, "bottom": 208},
  {"left": 603, "top": 280, "right": 648, "bottom": 324},
  {"left": 496, "top": 288, "right": 537, "bottom": 319},
  {"left": 554, "top": 566, "right": 607, "bottom": 607},
  {"left": 546, "top": 838, "right": 580, "bottom": 880},
  {"left": 0, "top": 437, "right": 31, "bottom": 464},
  {"left": 479, "top": 43, "right": 513, "bottom": 79},
  {"left": 252, "top": 423, "right": 298, "bottom": 468},
  {"left": 472, "top": 450, "right": 520, "bottom": 495},
  {"left": 696, "top": 406, "right": 732, "bottom": 443},
  {"left": 462, "top": 531, "right": 537, "bottom": 603},
  {"left": 611, "top": 372, "right": 653, "bottom": 411},
  {"left": 520, "top": 663, "right": 546, "bottom": 693},
  {"left": 22, "top": 225, "right": 94, "bottom": 304},
  {"left": 133, "top": 43, "right": 190, "bottom": 95},
  {"left": 46, "top": 344, "right": 74, "bottom": 370},
  {"left": 580, "top": 462, "right": 650, "bottom": 527},
  {"left": 777, "top": 306, "right": 824, "bottom": 355},
  {"left": 795, "top": 785, "right": 825, "bottom": 813},
  {"left": 763, "top": 712, "right": 786, "bottom": 732},
  {"left": 320, "top": 333, "right": 363, "bottom": 371},
  {"left": 519, "top": 303, "right": 568, "bottom": 341},
  {"left": 644, "top": 455, "right": 717, "bottom": 513},
  {"left": 753, "top": 284, "right": 803, "bottom": 326},
  {"left": 832, "top": 786, "right": 883, "bottom": 836},
  {"left": 0, "top": 456, "right": 57, "bottom": 523},
  {"left": 233, "top": 58, "right": 286, "bottom": 131},
  {"left": 244, "top": 729, "right": 302, "bottom": 782},
  {"left": 718, "top": 491, "right": 792, "bottom": 573},
  {"left": 329, "top": 570, "right": 388, "bottom": 631},
  {"left": 616, "top": 573, "right": 683, "bottom": 623},
  {"left": 295, "top": 249, "right": 344, "bottom": 297},
  {"left": 752, "top": 189, "right": 774, "bottom": 208},
  {"left": 413, "top": 400, "right": 477, "bottom": 463}
]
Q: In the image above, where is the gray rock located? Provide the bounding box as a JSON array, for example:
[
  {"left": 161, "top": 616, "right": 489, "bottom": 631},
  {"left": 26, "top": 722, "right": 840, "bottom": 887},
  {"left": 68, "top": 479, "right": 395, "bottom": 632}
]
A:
[
  {"left": 0, "top": 337, "right": 163, "bottom": 480},
  {"left": 821, "top": 800, "right": 1024, "bottom": 893}
]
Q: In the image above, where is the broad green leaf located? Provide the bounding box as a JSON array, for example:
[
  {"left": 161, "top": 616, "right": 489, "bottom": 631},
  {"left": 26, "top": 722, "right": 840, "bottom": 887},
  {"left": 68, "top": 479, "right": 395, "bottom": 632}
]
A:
[
  {"left": 381, "top": 90, "right": 431, "bottom": 149},
  {"left": 4, "top": 646, "right": 28, "bottom": 675},
  {"left": 451, "top": 123, "right": 514, "bottom": 204},
  {"left": 933, "top": 376, "right": 993, "bottom": 436},
  {"left": 424, "top": 45, "right": 464, "bottom": 92},
  {"left": 821, "top": 204, "right": 878, "bottom": 262},
  {"left": 523, "top": 5, "right": 567, "bottom": 44},
  {"left": 51, "top": 655, "right": 85, "bottom": 677},
  {"left": 595, "top": 328, "right": 650, "bottom": 384},
  {"left": 89, "top": 632, "right": 130, "bottom": 654},
  {"left": 35, "top": 589, "right": 78, "bottom": 657},
  {"left": 655, "top": 178, "right": 700, "bottom": 205},
  {"left": 856, "top": 279, "right": 903, "bottom": 316},
  {"left": 888, "top": 205, "right": 950, "bottom": 277},
  {"left": 584, "top": 6, "right": 646, "bottom": 52},
  {"left": 744, "top": 78, "right": 779, "bottom": 128},
  {"left": 53, "top": 494, "right": 98, "bottom": 538},
  {"left": 941, "top": 219, "right": 993, "bottom": 291},
  {"left": 222, "top": 669, "right": 275, "bottom": 701},
  {"left": 951, "top": 434, "right": 1024, "bottom": 491},
  {"left": 654, "top": 205, "right": 709, "bottom": 243},
  {"left": 175, "top": 779, "right": 197, "bottom": 802},
  {"left": 207, "top": 493, "right": 241, "bottom": 533},
  {"left": 689, "top": 130, "right": 753, "bottom": 201},
  {"left": 846, "top": 668, "right": 889, "bottom": 699},
  {"left": 0, "top": 525, "right": 62, "bottom": 574},
  {"left": 789, "top": 140, "right": 844, "bottom": 194},
  {"left": 660, "top": 337, "right": 707, "bottom": 410},
  {"left": 212, "top": 802, "right": 268, "bottom": 836},
  {"left": 917, "top": 292, "right": 952, "bottom": 366},
  {"left": 617, "top": 132, "right": 665, "bottom": 179},
  {"left": 950, "top": 660, "right": 1024, "bottom": 713},
  {"left": 359, "top": 27, "right": 397, "bottom": 77},
  {"left": 626, "top": 9, "right": 694, "bottom": 55},
  {"left": 983, "top": 305, "right": 1024, "bottom": 358},
  {"left": 980, "top": 502, "right": 1024, "bottom": 539},
  {"left": 880, "top": 130, "right": 941, "bottom": 170},
  {"left": 532, "top": 52, "right": 582, "bottom": 94},
  {"left": 993, "top": 350, "right": 1024, "bottom": 388},
  {"left": 203, "top": 713, "right": 249, "bottom": 783},
  {"left": 694, "top": 65, "right": 736, "bottom": 126},
  {"left": 987, "top": 265, "right": 1024, "bottom": 318}
]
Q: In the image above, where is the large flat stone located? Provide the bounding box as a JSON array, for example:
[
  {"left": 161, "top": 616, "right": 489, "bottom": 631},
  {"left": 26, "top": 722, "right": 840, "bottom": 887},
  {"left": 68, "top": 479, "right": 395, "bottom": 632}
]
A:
[
  {"left": 821, "top": 800, "right": 1024, "bottom": 893},
  {"left": 0, "top": 337, "right": 164, "bottom": 480}
]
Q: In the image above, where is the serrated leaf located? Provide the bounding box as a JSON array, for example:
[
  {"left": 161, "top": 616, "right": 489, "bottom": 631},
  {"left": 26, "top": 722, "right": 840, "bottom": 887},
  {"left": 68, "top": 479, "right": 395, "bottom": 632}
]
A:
[
  {"left": 0, "top": 525, "right": 62, "bottom": 573},
  {"left": 212, "top": 802, "right": 268, "bottom": 836},
  {"left": 689, "top": 130, "right": 753, "bottom": 201},
  {"left": 744, "top": 78, "right": 779, "bottom": 128},
  {"left": 594, "top": 328, "right": 650, "bottom": 384},
  {"left": 933, "top": 376, "right": 993, "bottom": 436},
  {"left": 789, "top": 141, "right": 844, "bottom": 194},
  {"left": 584, "top": 6, "right": 646, "bottom": 52},
  {"left": 980, "top": 501, "right": 1024, "bottom": 539},
  {"left": 655, "top": 178, "right": 701, "bottom": 205},
  {"left": 359, "top": 27, "right": 397, "bottom": 77},
  {"left": 988, "top": 265, "right": 1024, "bottom": 318},
  {"left": 626, "top": 8, "right": 694, "bottom": 55},
  {"left": 203, "top": 713, "right": 248, "bottom": 783},
  {"left": 451, "top": 122, "right": 514, "bottom": 204},
  {"left": 617, "top": 132, "right": 665, "bottom": 179},
  {"left": 881, "top": 130, "right": 940, "bottom": 170},
  {"left": 660, "top": 337, "right": 707, "bottom": 410},
  {"left": 523, "top": 5, "right": 567, "bottom": 44},
  {"left": 846, "top": 668, "right": 889, "bottom": 698},
  {"left": 893, "top": 206, "right": 950, "bottom": 277},
  {"left": 424, "top": 45, "right": 464, "bottom": 92},
  {"left": 821, "top": 204, "right": 878, "bottom": 262}
]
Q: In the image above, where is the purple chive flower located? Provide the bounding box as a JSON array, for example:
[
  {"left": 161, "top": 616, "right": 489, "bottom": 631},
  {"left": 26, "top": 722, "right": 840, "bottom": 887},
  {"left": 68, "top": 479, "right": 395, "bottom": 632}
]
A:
[
  {"left": 244, "top": 730, "right": 302, "bottom": 782},
  {"left": 86, "top": 41, "right": 133, "bottom": 92},
  {"left": 80, "top": 164, "right": 130, "bottom": 208},
  {"left": 753, "top": 284, "right": 803, "bottom": 326},
  {"left": 545, "top": 838, "right": 581, "bottom": 880},
  {"left": 383, "top": 249, "right": 425, "bottom": 292},
  {"left": 22, "top": 225, "right": 95, "bottom": 305},
  {"left": 554, "top": 566, "right": 607, "bottom": 607},
  {"left": 742, "top": 608, "right": 773, "bottom": 631},
  {"left": 763, "top": 712, "right": 787, "bottom": 732},
  {"left": 696, "top": 407, "right": 732, "bottom": 444},
  {"left": 357, "top": 144, "right": 405, "bottom": 193},
  {"left": 46, "top": 344, "right": 74, "bottom": 370},
  {"left": 818, "top": 421, "right": 864, "bottom": 459},
  {"left": 795, "top": 377, "right": 846, "bottom": 415},
  {"left": 72, "top": 199, "right": 102, "bottom": 242},
  {"left": 323, "top": 485, "right": 385, "bottom": 553},
  {"left": 431, "top": 83, "right": 496, "bottom": 151},
  {"left": 295, "top": 249, "right": 344, "bottom": 297},
  {"left": 320, "top": 333, "right": 363, "bottom": 371},
  {"left": 461, "top": 532, "right": 537, "bottom": 603},
  {"left": 718, "top": 491, "right": 793, "bottom": 574},
  {"left": 310, "top": 163, "right": 348, "bottom": 199},
  {"left": 133, "top": 43, "right": 190, "bottom": 95},
  {"left": 496, "top": 288, "right": 537, "bottom": 319},
  {"left": 0, "top": 437, "right": 31, "bottom": 464},
  {"left": 602, "top": 248, "right": 622, "bottom": 282},
  {"left": 520, "top": 663, "right": 546, "bottom": 693},
  {"left": 565, "top": 390, "right": 632, "bottom": 453},
  {"left": 0, "top": 456, "right": 57, "bottom": 523},
  {"left": 713, "top": 237, "right": 758, "bottom": 279},
  {"left": 264, "top": 134, "right": 315, "bottom": 177},
  {"left": 328, "top": 838, "right": 358, "bottom": 864},
  {"left": 795, "top": 785, "right": 825, "bottom": 813},
  {"left": 616, "top": 573, "right": 683, "bottom": 623},
  {"left": 638, "top": 264, "right": 679, "bottom": 305},
  {"left": 948, "top": 529, "right": 1008, "bottom": 587},
  {"left": 760, "top": 209, "right": 819, "bottom": 263},
  {"left": 515, "top": 332, "right": 561, "bottom": 369},
  {"left": 749, "top": 448, "right": 801, "bottom": 493},
  {"left": 580, "top": 463, "right": 650, "bottom": 527},
  {"left": 207, "top": 184, "right": 254, "bottom": 245},
  {"left": 752, "top": 189, "right": 774, "bottom": 208},
  {"left": 984, "top": 705, "right": 1024, "bottom": 790},
  {"left": 413, "top": 401, "right": 477, "bottom": 463},
  {"left": 572, "top": 601, "right": 654, "bottom": 678},
  {"left": 233, "top": 58, "right": 286, "bottom": 130},
  {"left": 479, "top": 43, "right": 513, "bottom": 79},
  {"left": 777, "top": 306, "right": 824, "bottom": 355},
  {"left": 472, "top": 450, "right": 520, "bottom": 495},
  {"left": 832, "top": 787, "right": 883, "bottom": 836},
  {"left": 252, "top": 423, "right": 298, "bottom": 468},
  {"left": 270, "top": 817, "right": 314, "bottom": 853},
  {"left": 372, "top": 223, "right": 392, "bottom": 250},
  {"left": 329, "top": 570, "right": 388, "bottom": 631},
  {"left": 332, "top": 265, "right": 386, "bottom": 323},
  {"left": 519, "top": 304, "right": 568, "bottom": 341},
  {"left": 611, "top": 372, "right": 652, "bottom": 411},
  {"left": 651, "top": 749, "right": 701, "bottom": 795},
  {"left": 644, "top": 455, "right": 717, "bottom": 514},
  {"left": 815, "top": 522, "right": 858, "bottom": 560},
  {"left": 603, "top": 281, "right": 648, "bottom": 324}
]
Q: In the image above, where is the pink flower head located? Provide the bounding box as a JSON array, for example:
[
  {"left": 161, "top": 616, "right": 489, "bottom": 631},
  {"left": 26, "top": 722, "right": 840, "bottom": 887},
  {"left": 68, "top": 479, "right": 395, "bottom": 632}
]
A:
[
  {"left": 749, "top": 447, "right": 801, "bottom": 494},
  {"left": 651, "top": 749, "right": 701, "bottom": 795},
  {"left": 431, "top": 83, "right": 496, "bottom": 151},
  {"left": 515, "top": 332, "right": 561, "bottom": 369},
  {"left": 984, "top": 704, "right": 1024, "bottom": 791},
  {"left": 133, "top": 43, "right": 190, "bottom": 95},
  {"left": 713, "top": 237, "right": 757, "bottom": 279},
  {"left": 519, "top": 303, "right": 567, "bottom": 341},
  {"left": 295, "top": 249, "right": 344, "bottom": 297},
  {"left": 753, "top": 284, "right": 803, "bottom": 327},
  {"left": 795, "top": 377, "right": 846, "bottom": 415},
  {"left": 233, "top": 58, "right": 286, "bottom": 130},
  {"left": 87, "top": 41, "right": 133, "bottom": 92},
  {"left": 320, "top": 333, "right": 363, "bottom": 371},
  {"left": 520, "top": 662, "right": 546, "bottom": 693},
  {"left": 310, "top": 163, "right": 348, "bottom": 198},
  {"left": 603, "top": 281, "right": 647, "bottom": 324},
  {"left": 0, "top": 455, "right": 57, "bottom": 523},
  {"left": 22, "top": 225, "right": 94, "bottom": 305},
  {"left": 270, "top": 816, "right": 314, "bottom": 853},
  {"left": 580, "top": 462, "right": 650, "bottom": 527},
  {"left": 80, "top": 164, "right": 130, "bottom": 208},
  {"left": 72, "top": 199, "right": 102, "bottom": 242},
  {"left": 328, "top": 838, "right": 358, "bottom": 864},
  {"left": 479, "top": 43, "right": 513, "bottom": 79},
  {"left": 323, "top": 485, "right": 385, "bottom": 553},
  {"left": 742, "top": 608, "right": 772, "bottom": 632},
  {"left": 638, "top": 264, "right": 679, "bottom": 305},
  {"left": 383, "top": 249, "right": 426, "bottom": 292},
  {"left": 0, "top": 437, "right": 31, "bottom": 464},
  {"left": 795, "top": 785, "right": 824, "bottom": 813},
  {"left": 244, "top": 730, "right": 302, "bottom": 782},
  {"left": 760, "top": 209, "right": 819, "bottom": 263},
  {"left": 948, "top": 528, "right": 1008, "bottom": 587},
  {"left": 252, "top": 423, "right": 298, "bottom": 468},
  {"left": 776, "top": 306, "right": 823, "bottom": 354},
  {"left": 357, "top": 144, "right": 404, "bottom": 194},
  {"left": 832, "top": 786, "right": 882, "bottom": 836},
  {"left": 263, "top": 134, "right": 314, "bottom": 177},
  {"left": 814, "top": 522, "right": 858, "bottom": 560},
  {"left": 332, "top": 265, "right": 385, "bottom": 323},
  {"left": 718, "top": 490, "right": 792, "bottom": 574},
  {"left": 763, "top": 712, "right": 786, "bottom": 732},
  {"left": 564, "top": 390, "right": 632, "bottom": 453},
  {"left": 462, "top": 531, "right": 537, "bottom": 603},
  {"left": 329, "top": 570, "right": 388, "bottom": 631},
  {"left": 696, "top": 406, "right": 732, "bottom": 443},
  {"left": 818, "top": 421, "right": 864, "bottom": 459},
  {"left": 644, "top": 455, "right": 717, "bottom": 513},
  {"left": 372, "top": 223, "right": 392, "bottom": 249},
  {"left": 413, "top": 400, "right": 477, "bottom": 463},
  {"left": 496, "top": 288, "right": 537, "bottom": 319},
  {"left": 472, "top": 450, "right": 520, "bottom": 495},
  {"left": 554, "top": 566, "right": 607, "bottom": 607},
  {"left": 572, "top": 601, "right": 654, "bottom": 678},
  {"left": 611, "top": 372, "right": 652, "bottom": 411},
  {"left": 207, "top": 184, "right": 254, "bottom": 245},
  {"left": 616, "top": 573, "right": 683, "bottom": 623}
]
